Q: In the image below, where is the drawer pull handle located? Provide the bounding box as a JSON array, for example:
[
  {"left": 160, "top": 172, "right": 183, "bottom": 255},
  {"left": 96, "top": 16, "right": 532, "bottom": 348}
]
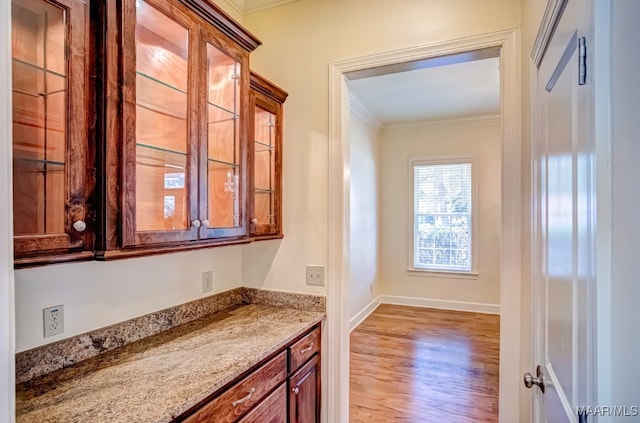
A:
[
  {"left": 232, "top": 387, "right": 255, "bottom": 407},
  {"left": 300, "top": 342, "right": 314, "bottom": 354}
]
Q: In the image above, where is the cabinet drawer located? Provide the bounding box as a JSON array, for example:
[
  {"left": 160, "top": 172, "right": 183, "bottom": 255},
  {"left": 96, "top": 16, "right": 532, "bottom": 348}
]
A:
[
  {"left": 238, "top": 383, "right": 287, "bottom": 423},
  {"left": 289, "top": 327, "right": 320, "bottom": 373},
  {"left": 184, "top": 351, "right": 287, "bottom": 423}
]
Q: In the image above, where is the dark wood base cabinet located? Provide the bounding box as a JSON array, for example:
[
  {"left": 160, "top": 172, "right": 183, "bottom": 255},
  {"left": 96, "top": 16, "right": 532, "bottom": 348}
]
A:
[
  {"left": 177, "top": 325, "right": 321, "bottom": 423},
  {"left": 289, "top": 355, "right": 320, "bottom": 423}
]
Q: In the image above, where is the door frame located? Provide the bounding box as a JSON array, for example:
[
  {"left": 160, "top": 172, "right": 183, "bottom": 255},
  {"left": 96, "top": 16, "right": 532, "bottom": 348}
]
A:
[
  {"left": 1, "top": 1, "right": 16, "bottom": 420},
  {"left": 328, "top": 28, "right": 522, "bottom": 422}
]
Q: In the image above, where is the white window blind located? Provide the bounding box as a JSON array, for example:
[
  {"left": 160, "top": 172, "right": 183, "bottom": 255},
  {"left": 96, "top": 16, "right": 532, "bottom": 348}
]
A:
[{"left": 413, "top": 161, "right": 472, "bottom": 272}]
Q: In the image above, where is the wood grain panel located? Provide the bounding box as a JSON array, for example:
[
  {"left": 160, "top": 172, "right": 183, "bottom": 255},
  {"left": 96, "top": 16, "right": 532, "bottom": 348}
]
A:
[
  {"left": 350, "top": 304, "right": 499, "bottom": 423},
  {"left": 289, "top": 327, "right": 320, "bottom": 373},
  {"left": 183, "top": 351, "right": 287, "bottom": 423},
  {"left": 237, "top": 383, "right": 287, "bottom": 423}
]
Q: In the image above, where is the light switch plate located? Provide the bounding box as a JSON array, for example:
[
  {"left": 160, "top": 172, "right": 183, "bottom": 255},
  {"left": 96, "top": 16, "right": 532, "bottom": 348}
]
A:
[{"left": 306, "top": 265, "right": 325, "bottom": 286}]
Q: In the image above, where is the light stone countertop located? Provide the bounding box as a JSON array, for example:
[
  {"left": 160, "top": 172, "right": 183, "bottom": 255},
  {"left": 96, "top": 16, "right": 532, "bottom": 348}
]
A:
[{"left": 16, "top": 304, "right": 325, "bottom": 423}]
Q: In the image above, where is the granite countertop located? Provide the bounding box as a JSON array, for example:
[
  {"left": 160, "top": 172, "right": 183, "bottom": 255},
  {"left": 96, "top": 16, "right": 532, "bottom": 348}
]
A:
[{"left": 16, "top": 304, "right": 325, "bottom": 423}]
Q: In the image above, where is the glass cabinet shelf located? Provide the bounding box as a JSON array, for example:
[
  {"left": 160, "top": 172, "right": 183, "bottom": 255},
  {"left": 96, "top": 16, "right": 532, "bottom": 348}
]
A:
[
  {"left": 254, "top": 140, "right": 274, "bottom": 152},
  {"left": 254, "top": 187, "right": 273, "bottom": 193},
  {"left": 13, "top": 57, "right": 66, "bottom": 79},
  {"left": 13, "top": 156, "right": 65, "bottom": 166},
  {"left": 137, "top": 71, "right": 187, "bottom": 94},
  {"left": 136, "top": 143, "right": 187, "bottom": 157},
  {"left": 207, "top": 157, "right": 238, "bottom": 168},
  {"left": 136, "top": 71, "right": 187, "bottom": 121}
]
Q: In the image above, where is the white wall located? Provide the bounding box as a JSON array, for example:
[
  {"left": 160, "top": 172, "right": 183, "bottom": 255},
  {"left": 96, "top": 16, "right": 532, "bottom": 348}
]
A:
[
  {"left": 15, "top": 247, "right": 242, "bottom": 351},
  {"left": 379, "top": 117, "right": 501, "bottom": 307},
  {"left": 1, "top": 0, "right": 15, "bottom": 418},
  {"left": 243, "top": 0, "right": 520, "bottom": 297},
  {"left": 348, "top": 97, "right": 381, "bottom": 320}
]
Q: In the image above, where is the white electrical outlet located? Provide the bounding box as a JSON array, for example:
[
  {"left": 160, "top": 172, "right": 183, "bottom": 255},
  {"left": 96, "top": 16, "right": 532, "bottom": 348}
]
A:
[
  {"left": 306, "top": 265, "right": 325, "bottom": 286},
  {"left": 43, "top": 305, "right": 64, "bottom": 338},
  {"left": 202, "top": 271, "right": 213, "bottom": 293}
]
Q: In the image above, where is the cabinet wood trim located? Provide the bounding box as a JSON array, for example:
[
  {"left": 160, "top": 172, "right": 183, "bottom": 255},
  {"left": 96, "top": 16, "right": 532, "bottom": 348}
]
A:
[
  {"left": 249, "top": 72, "right": 288, "bottom": 104},
  {"left": 179, "top": 0, "right": 261, "bottom": 52}
]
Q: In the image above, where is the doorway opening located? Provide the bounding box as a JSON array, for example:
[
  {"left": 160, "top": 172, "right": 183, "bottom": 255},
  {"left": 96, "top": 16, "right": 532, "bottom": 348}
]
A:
[{"left": 327, "top": 29, "right": 521, "bottom": 422}]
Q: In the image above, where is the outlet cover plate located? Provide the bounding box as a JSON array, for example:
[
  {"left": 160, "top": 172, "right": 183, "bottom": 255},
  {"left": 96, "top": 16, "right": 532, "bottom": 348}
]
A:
[
  {"left": 43, "top": 305, "right": 64, "bottom": 338},
  {"left": 306, "top": 265, "right": 325, "bottom": 286},
  {"left": 202, "top": 271, "right": 213, "bottom": 293}
]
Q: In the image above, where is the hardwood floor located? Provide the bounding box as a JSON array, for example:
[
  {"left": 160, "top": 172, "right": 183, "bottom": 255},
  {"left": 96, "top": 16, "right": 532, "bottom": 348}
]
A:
[{"left": 349, "top": 304, "right": 500, "bottom": 423}]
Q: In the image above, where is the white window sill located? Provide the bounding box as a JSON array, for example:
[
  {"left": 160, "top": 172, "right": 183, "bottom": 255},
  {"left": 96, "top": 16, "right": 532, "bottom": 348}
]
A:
[{"left": 407, "top": 268, "right": 479, "bottom": 280}]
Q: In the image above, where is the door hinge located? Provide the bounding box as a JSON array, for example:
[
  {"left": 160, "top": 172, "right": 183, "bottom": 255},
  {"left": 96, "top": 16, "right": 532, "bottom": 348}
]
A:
[{"left": 578, "top": 36, "right": 587, "bottom": 85}]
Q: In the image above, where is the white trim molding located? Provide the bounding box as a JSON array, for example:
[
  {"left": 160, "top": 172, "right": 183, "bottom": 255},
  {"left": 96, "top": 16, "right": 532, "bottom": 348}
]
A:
[
  {"left": 531, "top": 0, "right": 569, "bottom": 66},
  {"left": 1, "top": 1, "right": 16, "bottom": 420},
  {"left": 349, "top": 297, "right": 382, "bottom": 332},
  {"left": 380, "top": 295, "right": 500, "bottom": 315},
  {"left": 329, "top": 28, "right": 521, "bottom": 423},
  {"left": 349, "top": 295, "right": 499, "bottom": 334}
]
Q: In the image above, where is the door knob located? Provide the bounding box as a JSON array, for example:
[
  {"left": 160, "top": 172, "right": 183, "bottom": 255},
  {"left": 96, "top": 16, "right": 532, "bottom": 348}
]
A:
[{"left": 524, "top": 365, "right": 545, "bottom": 393}]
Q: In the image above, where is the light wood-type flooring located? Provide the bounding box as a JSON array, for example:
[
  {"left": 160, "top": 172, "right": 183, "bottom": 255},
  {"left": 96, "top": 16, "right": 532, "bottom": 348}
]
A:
[{"left": 350, "top": 304, "right": 500, "bottom": 423}]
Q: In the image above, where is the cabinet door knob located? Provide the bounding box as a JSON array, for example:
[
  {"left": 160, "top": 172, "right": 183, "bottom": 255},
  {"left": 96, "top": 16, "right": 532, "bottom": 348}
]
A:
[
  {"left": 191, "top": 219, "right": 201, "bottom": 228},
  {"left": 292, "top": 386, "right": 299, "bottom": 395},
  {"left": 202, "top": 219, "right": 209, "bottom": 227},
  {"left": 72, "top": 220, "right": 87, "bottom": 232},
  {"left": 251, "top": 218, "right": 258, "bottom": 224}
]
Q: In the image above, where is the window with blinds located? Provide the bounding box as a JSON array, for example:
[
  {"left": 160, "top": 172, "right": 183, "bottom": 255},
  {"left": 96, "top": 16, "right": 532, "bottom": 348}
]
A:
[{"left": 412, "top": 159, "right": 473, "bottom": 272}]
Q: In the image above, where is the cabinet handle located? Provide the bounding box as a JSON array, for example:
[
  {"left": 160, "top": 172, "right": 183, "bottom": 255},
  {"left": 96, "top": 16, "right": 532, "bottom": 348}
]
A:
[
  {"left": 251, "top": 218, "right": 258, "bottom": 224},
  {"left": 202, "top": 219, "right": 209, "bottom": 227},
  {"left": 232, "top": 387, "right": 255, "bottom": 407},
  {"left": 191, "top": 219, "right": 201, "bottom": 228},
  {"left": 300, "top": 342, "right": 314, "bottom": 354},
  {"left": 72, "top": 220, "right": 87, "bottom": 232},
  {"left": 292, "top": 386, "right": 299, "bottom": 395}
]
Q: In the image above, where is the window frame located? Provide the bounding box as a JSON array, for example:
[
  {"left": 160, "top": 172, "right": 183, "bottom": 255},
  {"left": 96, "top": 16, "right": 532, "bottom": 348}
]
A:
[{"left": 408, "top": 155, "right": 479, "bottom": 277}]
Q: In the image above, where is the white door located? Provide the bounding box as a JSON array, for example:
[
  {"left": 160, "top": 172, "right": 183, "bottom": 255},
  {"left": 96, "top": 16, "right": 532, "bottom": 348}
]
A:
[{"left": 530, "top": 0, "right": 595, "bottom": 422}]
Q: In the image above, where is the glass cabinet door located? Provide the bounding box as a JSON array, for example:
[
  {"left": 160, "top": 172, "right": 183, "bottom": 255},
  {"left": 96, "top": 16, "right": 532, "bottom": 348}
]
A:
[
  {"left": 11, "top": 0, "right": 89, "bottom": 258},
  {"left": 122, "top": 0, "right": 198, "bottom": 246},
  {"left": 249, "top": 73, "right": 287, "bottom": 238},
  {"left": 199, "top": 31, "right": 248, "bottom": 239},
  {"left": 252, "top": 105, "right": 277, "bottom": 233}
]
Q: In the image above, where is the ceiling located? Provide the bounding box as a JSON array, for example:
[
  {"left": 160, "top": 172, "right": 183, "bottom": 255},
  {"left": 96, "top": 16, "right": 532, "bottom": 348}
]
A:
[{"left": 347, "top": 56, "right": 501, "bottom": 127}]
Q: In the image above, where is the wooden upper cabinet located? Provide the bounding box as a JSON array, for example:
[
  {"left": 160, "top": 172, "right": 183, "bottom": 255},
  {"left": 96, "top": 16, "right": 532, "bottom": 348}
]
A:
[
  {"left": 101, "top": 0, "right": 259, "bottom": 255},
  {"left": 249, "top": 72, "right": 287, "bottom": 239},
  {"left": 11, "top": 0, "right": 93, "bottom": 265}
]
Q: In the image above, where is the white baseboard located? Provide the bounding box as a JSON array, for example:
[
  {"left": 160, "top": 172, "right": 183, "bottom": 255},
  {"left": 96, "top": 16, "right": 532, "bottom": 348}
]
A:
[
  {"left": 349, "top": 296, "right": 382, "bottom": 332},
  {"left": 379, "top": 295, "right": 500, "bottom": 315}
]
